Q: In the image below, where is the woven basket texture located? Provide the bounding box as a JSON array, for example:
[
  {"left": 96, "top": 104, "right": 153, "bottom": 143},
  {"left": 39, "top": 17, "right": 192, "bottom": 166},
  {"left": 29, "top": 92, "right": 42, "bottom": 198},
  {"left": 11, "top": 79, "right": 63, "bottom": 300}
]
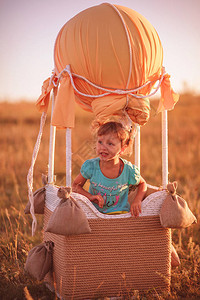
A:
[
  {"left": 43, "top": 189, "right": 171, "bottom": 299},
  {"left": 45, "top": 184, "right": 168, "bottom": 219}
]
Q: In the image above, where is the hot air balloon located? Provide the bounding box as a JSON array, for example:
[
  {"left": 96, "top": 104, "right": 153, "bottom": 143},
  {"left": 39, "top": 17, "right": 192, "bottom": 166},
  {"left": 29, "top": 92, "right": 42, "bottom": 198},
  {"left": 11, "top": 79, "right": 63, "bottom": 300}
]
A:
[{"left": 26, "top": 4, "right": 182, "bottom": 298}]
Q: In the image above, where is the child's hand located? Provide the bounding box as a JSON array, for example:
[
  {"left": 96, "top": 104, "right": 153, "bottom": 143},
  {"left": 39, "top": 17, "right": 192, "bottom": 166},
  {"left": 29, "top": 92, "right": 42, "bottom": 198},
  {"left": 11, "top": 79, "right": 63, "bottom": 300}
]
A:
[
  {"left": 130, "top": 176, "right": 146, "bottom": 217},
  {"left": 90, "top": 194, "right": 104, "bottom": 208},
  {"left": 130, "top": 199, "right": 141, "bottom": 217}
]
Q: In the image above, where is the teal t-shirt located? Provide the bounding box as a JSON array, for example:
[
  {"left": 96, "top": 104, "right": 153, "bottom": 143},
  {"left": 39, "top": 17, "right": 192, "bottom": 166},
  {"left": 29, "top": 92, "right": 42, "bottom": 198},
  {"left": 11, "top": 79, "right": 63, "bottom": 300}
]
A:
[{"left": 80, "top": 157, "right": 140, "bottom": 214}]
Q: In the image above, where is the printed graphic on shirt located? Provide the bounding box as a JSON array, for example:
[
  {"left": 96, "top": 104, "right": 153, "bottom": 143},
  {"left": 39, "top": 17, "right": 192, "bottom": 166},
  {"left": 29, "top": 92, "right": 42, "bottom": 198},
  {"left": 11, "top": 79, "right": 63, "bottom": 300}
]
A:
[{"left": 90, "top": 180, "right": 128, "bottom": 209}]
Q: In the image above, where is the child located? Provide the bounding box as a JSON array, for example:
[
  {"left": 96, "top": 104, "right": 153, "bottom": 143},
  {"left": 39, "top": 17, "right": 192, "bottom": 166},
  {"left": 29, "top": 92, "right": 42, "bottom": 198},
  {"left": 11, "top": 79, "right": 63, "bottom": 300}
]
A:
[{"left": 72, "top": 121, "right": 147, "bottom": 217}]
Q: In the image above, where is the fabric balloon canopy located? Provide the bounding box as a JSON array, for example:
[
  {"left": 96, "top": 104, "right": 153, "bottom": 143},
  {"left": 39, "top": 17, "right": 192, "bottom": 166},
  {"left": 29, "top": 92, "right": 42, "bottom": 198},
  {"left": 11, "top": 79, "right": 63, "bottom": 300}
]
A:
[{"left": 36, "top": 3, "right": 179, "bottom": 128}]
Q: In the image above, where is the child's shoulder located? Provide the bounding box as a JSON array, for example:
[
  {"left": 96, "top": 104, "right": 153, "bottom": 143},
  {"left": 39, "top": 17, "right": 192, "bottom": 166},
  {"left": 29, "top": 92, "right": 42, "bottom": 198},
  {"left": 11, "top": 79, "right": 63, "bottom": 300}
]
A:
[
  {"left": 83, "top": 157, "right": 99, "bottom": 167},
  {"left": 121, "top": 158, "right": 139, "bottom": 171},
  {"left": 121, "top": 158, "right": 133, "bottom": 167},
  {"left": 81, "top": 158, "right": 99, "bottom": 178}
]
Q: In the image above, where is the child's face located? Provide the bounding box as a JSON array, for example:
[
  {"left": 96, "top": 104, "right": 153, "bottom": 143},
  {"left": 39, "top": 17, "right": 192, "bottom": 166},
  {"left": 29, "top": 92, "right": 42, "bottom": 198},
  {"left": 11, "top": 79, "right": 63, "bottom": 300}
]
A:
[{"left": 96, "top": 133, "right": 122, "bottom": 162}]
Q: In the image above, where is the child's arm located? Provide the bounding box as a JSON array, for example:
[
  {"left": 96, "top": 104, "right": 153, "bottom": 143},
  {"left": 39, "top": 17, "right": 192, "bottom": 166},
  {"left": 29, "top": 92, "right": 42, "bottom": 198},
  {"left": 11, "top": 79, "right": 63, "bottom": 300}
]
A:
[
  {"left": 130, "top": 176, "right": 147, "bottom": 217},
  {"left": 72, "top": 173, "right": 104, "bottom": 208}
]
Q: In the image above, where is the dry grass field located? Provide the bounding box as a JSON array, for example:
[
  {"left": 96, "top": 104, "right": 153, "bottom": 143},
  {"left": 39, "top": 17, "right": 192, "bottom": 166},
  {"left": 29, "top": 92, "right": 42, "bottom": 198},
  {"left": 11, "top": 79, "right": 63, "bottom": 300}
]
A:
[{"left": 0, "top": 93, "right": 199, "bottom": 299}]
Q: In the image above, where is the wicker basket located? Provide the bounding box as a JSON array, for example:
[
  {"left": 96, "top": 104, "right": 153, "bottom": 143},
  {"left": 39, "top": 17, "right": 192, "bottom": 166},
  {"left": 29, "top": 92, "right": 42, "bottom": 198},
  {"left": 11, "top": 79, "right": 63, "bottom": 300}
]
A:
[{"left": 43, "top": 185, "right": 171, "bottom": 299}]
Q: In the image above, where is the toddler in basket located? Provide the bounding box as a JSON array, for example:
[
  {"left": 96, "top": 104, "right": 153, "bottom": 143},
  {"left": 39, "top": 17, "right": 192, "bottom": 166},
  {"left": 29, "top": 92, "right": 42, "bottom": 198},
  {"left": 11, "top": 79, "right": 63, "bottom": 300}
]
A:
[{"left": 72, "top": 121, "right": 147, "bottom": 217}]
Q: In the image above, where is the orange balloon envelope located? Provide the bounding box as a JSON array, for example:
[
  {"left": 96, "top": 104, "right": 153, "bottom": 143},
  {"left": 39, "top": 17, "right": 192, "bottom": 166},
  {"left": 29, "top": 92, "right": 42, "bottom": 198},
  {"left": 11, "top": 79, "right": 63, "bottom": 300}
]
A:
[{"left": 36, "top": 3, "right": 179, "bottom": 128}]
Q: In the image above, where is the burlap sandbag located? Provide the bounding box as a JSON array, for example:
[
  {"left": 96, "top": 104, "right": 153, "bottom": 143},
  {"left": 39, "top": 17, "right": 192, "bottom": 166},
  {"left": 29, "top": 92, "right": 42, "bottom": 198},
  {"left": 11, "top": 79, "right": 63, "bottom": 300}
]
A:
[
  {"left": 25, "top": 175, "right": 47, "bottom": 214},
  {"left": 160, "top": 182, "right": 197, "bottom": 228},
  {"left": 25, "top": 241, "right": 54, "bottom": 281},
  {"left": 45, "top": 187, "right": 91, "bottom": 235},
  {"left": 24, "top": 187, "right": 45, "bottom": 214}
]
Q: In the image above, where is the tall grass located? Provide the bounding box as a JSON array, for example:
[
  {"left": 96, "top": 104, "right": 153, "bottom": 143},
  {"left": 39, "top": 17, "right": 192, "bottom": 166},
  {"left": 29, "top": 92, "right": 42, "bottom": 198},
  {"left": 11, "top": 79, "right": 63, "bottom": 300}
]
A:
[{"left": 0, "top": 94, "right": 199, "bottom": 299}]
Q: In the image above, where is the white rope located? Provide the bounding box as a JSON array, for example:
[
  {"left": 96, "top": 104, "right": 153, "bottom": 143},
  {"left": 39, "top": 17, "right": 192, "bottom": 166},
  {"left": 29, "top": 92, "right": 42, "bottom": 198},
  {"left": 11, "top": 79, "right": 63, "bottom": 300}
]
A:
[
  {"left": 162, "top": 110, "right": 168, "bottom": 189},
  {"left": 70, "top": 70, "right": 152, "bottom": 94},
  {"left": 49, "top": 69, "right": 57, "bottom": 87},
  {"left": 27, "top": 112, "right": 47, "bottom": 236},
  {"left": 108, "top": 3, "right": 132, "bottom": 89},
  {"left": 58, "top": 65, "right": 166, "bottom": 100},
  {"left": 48, "top": 88, "right": 56, "bottom": 184}
]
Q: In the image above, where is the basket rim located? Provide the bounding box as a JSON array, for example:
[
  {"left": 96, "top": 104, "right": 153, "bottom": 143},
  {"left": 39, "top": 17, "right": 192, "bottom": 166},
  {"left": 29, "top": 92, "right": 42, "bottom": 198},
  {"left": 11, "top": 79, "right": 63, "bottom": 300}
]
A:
[{"left": 45, "top": 184, "right": 168, "bottom": 220}]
